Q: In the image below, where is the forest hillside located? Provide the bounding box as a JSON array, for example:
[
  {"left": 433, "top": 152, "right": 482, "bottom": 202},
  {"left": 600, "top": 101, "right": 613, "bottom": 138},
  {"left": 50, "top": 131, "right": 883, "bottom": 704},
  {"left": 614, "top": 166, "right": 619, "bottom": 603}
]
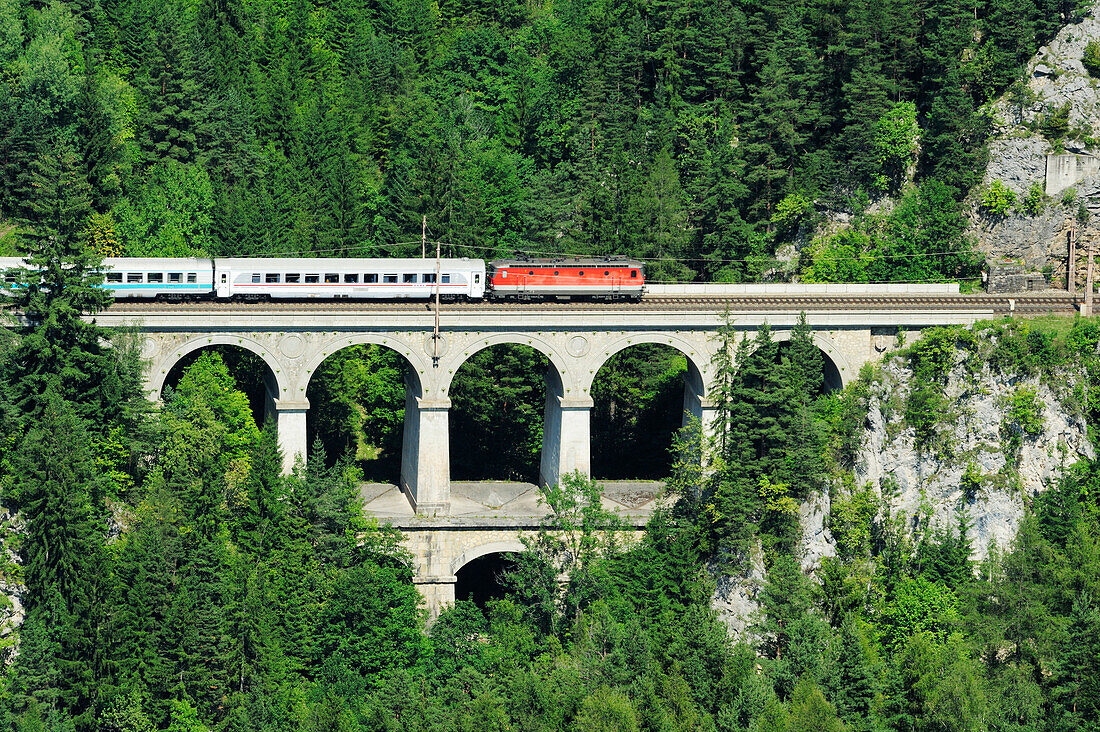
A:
[{"left": 0, "top": 0, "right": 1091, "bottom": 280}]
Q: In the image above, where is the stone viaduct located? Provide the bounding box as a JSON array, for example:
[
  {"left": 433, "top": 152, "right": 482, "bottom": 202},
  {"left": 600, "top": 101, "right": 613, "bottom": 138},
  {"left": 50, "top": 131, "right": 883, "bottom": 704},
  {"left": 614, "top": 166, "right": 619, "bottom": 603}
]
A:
[{"left": 95, "top": 283, "right": 1067, "bottom": 615}]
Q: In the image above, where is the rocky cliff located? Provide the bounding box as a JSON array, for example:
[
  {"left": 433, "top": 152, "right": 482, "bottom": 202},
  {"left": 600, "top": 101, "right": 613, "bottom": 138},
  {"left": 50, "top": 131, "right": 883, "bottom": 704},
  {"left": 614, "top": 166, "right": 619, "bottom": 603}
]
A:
[
  {"left": 975, "top": 3, "right": 1100, "bottom": 279},
  {"left": 713, "top": 322, "right": 1095, "bottom": 632}
]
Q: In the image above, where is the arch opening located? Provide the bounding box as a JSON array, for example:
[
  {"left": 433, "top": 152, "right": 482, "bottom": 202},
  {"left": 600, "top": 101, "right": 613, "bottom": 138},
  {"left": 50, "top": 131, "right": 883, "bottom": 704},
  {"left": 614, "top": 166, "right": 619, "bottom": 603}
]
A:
[
  {"left": 305, "top": 344, "right": 415, "bottom": 482},
  {"left": 774, "top": 340, "right": 843, "bottom": 395},
  {"left": 448, "top": 343, "right": 549, "bottom": 483},
  {"left": 591, "top": 343, "right": 690, "bottom": 480},
  {"left": 161, "top": 345, "right": 278, "bottom": 428},
  {"left": 455, "top": 552, "right": 519, "bottom": 607}
]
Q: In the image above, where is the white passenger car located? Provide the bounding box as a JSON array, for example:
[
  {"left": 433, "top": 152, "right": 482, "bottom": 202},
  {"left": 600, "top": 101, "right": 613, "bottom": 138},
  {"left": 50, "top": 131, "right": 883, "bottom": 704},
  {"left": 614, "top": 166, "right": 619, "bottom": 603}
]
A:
[
  {"left": 101, "top": 258, "right": 216, "bottom": 298},
  {"left": 1, "top": 257, "right": 217, "bottom": 299},
  {"left": 213, "top": 258, "right": 486, "bottom": 300}
]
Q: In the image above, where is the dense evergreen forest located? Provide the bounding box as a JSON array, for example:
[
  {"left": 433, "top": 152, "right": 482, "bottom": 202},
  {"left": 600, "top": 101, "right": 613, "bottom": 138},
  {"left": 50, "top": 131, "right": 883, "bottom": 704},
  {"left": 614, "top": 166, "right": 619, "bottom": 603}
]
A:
[
  {"left": 4, "top": 0, "right": 1100, "bottom": 729},
  {"left": 2, "top": 228, "right": 1100, "bottom": 729},
  {"left": 0, "top": 0, "right": 1089, "bottom": 279}
]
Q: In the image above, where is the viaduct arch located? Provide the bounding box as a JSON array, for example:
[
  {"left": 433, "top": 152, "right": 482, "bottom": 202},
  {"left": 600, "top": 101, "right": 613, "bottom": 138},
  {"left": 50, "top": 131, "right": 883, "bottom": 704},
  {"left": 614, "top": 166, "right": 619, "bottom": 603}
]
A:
[{"left": 117, "top": 283, "right": 1014, "bottom": 616}]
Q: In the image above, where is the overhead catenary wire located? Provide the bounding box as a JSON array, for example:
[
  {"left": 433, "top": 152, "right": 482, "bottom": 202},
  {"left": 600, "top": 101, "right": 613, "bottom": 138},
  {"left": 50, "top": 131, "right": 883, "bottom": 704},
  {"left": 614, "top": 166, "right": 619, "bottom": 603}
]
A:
[{"left": 229, "top": 238, "right": 985, "bottom": 269}]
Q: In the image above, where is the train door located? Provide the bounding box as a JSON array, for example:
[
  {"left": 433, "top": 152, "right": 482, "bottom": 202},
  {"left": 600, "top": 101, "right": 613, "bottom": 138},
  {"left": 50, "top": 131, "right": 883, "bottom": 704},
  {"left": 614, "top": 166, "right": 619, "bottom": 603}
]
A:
[{"left": 216, "top": 269, "right": 230, "bottom": 298}]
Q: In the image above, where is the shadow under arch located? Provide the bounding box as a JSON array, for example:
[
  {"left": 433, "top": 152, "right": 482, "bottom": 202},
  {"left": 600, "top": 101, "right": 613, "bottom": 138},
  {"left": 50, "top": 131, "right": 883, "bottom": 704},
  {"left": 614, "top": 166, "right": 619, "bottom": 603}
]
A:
[
  {"left": 298, "top": 333, "right": 429, "bottom": 404},
  {"left": 582, "top": 333, "right": 710, "bottom": 401},
  {"left": 151, "top": 334, "right": 288, "bottom": 399},
  {"left": 447, "top": 341, "right": 552, "bottom": 482},
  {"left": 305, "top": 341, "right": 420, "bottom": 483},
  {"left": 589, "top": 340, "right": 704, "bottom": 480},
  {"left": 452, "top": 540, "right": 526, "bottom": 607},
  {"left": 439, "top": 332, "right": 569, "bottom": 399}
]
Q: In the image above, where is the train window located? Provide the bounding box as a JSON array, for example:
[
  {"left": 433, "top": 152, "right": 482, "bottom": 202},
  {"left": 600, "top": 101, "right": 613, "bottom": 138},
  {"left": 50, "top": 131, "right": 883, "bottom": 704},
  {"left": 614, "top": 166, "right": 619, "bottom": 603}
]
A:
[
  {"left": 251, "top": 273, "right": 261, "bottom": 283},
  {"left": 188, "top": 273, "right": 198, "bottom": 283},
  {"left": 441, "top": 274, "right": 451, "bottom": 284},
  {"left": 285, "top": 273, "right": 300, "bottom": 283},
  {"left": 364, "top": 273, "right": 378, "bottom": 283},
  {"left": 631, "top": 271, "right": 637, "bottom": 278},
  {"left": 474, "top": 274, "right": 480, "bottom": 283},
  {"left": 554, "top": 270, "right": 559, "bottom": 275},
  {"left": 324, "top": 273, "right": 339, "bottom": 283},
  {"left": 578, "top": 270, "right": 584, "bottom": 276},
  {"left": 604, "top": 270, "right": 609, "bottom": 276},
  {"left": 305, "top": 274, "right": 319, "bottom": 284},
  {"left": 106, "top": 272, "right": 122, "bottom": 283},
  {"left": 529, "top": 270, "right": 534, "bottom": 275},
  {"left": 383, "top": 274, "right": 398, "bottom": 283},
  {"left": 266, "top": 273, "right": 280, "bottom": 283},
  {"left": 344, "top": 274, "right": 359, "bottom": 283},
  {"left": 501, "top": 270, "right": 507, "bottom": 278},
  {"left": 168, "top": 273, "right": 182, "bottom": 283},
  {"left": 148, "top": 273, "right": 164, "bottom": 283},
  {"left": 127, "top": 273, "right": 143, "bottom": 283},
  {"left": 423, "top": 273, "right": 436, "bottom": 283},
  {"left": 403, "top": 273, "right": 417, "bottom": 283}
]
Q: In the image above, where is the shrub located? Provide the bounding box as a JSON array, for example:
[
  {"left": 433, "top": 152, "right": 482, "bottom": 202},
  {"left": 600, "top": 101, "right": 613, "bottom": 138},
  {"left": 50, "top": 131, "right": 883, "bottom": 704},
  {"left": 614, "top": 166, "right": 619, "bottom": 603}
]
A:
[
  {"left": 1061, "top": 187, "right": 1078, "bottom": 207},
  {"left": 1019, "top": 182, "right": 1047, "bottom": 216},
  {"left": 981, "top": 180, "right": 1016, "bottom": 216},
  {"left": 771, "top": 191, "right": 814, "bottom": 236},
  {"left": 1040, "top": 102, "right": 1071, "bottom": 143},
  {"left": 1007, "top": 386, "right": 1044, "bottom": 437},
  {"left": 1084, "top": 40, "right": 1100, "bottom": 78}
]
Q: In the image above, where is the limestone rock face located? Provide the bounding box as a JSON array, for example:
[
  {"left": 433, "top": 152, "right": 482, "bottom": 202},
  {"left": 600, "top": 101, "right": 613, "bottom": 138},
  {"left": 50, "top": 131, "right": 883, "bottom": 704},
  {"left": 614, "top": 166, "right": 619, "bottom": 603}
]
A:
[
  {"left": 972, "top": 5, "right": 1100, "bottom": 275},
  {"left": 856, "top": 352, "right": 1092, "bottom": 558},
  {"left": 0, "top": 509, "right": 24, "bottom": 665},
  {"left": 710, "top": 336, "right": 1093, "bottom": 633}
]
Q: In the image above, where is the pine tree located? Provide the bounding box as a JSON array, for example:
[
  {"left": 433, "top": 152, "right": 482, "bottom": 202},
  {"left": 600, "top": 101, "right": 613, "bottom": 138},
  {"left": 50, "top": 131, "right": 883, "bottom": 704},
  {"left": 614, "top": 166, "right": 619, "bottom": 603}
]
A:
[
  {"left": 8, "top": 395, "right": 107, "bottom": 724},
  {"left": 139, "top": 3, "right": 204, "bottom": 166}
]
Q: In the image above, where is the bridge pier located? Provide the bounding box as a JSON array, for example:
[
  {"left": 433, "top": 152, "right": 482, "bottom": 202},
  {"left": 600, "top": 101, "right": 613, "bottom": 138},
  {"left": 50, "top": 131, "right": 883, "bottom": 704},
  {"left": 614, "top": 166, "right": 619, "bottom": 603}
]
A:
[
  {"left": 274, "top": 399, "right": 309, "bottom": 473},
  {"left": 540, "top": 366, "right": 592, "bottom": 488},
  {"left": 414, "top": 575, "right": 457, "bottom": 620},
  {"left": 401, "top": 390, "right": 451, "bottom": 515}
]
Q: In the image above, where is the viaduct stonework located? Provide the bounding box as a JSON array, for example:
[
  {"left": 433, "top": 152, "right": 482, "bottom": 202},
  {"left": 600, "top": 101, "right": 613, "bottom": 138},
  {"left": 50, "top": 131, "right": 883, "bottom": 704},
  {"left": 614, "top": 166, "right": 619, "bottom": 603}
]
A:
[{"left": 94, "top": 283, "right": 1074, "bottom": 615}]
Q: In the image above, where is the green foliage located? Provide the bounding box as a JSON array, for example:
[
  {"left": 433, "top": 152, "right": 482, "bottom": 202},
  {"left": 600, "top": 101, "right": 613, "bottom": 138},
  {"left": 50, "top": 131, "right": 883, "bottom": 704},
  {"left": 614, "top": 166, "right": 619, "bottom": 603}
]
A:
[
  {"left": 306, "top": 345, "right": 407, "bottom": 480},
  {"left": 1061, "top": 186, "right": 1078, "bottom": 208},
  {"left": 771, "top": 192, "right": 815, "bottom": 237},
  {"left": 1084, "top": 40, "right": 1100, "bottom": 78},
  {"left": 980, "top": 179, "right": 1016, "bottom": 216},
  {"left": 1001, "top": 385, "right": 1044, "bottom": 462},
  {"left": 1041, "top": 103, "right": 1072, "bottom": 145},
  {"left": 450, "top": 344, "right": 546, "bottom": 482},
  {"left": 872, "top": 101, "right": 920, "bottom": 193},
  {"left": 802, "top": 181, "right": 979, "bottom": 283},
  {"left": 1019, "top": 181, "right": 1047, "bottom": 216},
  {"left": 592, "top": 345, "right": 687, "bottom": 480},
  {"left": 801, "top": 230, "right": 873, "bottom": 284},
  {"left": 884, "top": 577, "right": 960, "bottom": 647},
  {"left": 830, "top": 486, "right": 878, "bottom": 561}
]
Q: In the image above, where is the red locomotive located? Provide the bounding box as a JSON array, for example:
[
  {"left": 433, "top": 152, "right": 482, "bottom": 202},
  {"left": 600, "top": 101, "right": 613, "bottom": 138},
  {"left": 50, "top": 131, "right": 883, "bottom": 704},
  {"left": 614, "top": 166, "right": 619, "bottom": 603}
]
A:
[{"left": 488, "top": 258, "right": 644, "bottom": 300}]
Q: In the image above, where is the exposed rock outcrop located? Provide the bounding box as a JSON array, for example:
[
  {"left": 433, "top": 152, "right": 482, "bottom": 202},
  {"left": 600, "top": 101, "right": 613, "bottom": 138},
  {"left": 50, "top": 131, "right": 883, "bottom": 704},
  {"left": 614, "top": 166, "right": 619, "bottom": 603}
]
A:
[
  {"left": 973, "top": 4, "right": 1100, "bottom": 276},
  {"left": 857, "top": 350, "right": 1092, "bottom": 558},
  {"left": 711, "top": 328, "right": 1094, "bottom": 631}
]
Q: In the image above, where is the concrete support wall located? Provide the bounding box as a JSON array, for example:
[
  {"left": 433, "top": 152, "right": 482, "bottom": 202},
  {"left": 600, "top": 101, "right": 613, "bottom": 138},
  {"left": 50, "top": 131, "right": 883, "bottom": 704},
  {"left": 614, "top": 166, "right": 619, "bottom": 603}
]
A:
[
  {"left": 540, "top": 366, "right": 592, "bottom": 488},
  {"left": 682, "top": 362, "right": 719, "bottom": 438},
  {"left": 274, "top": 399, "right": 309, "bottom": 474},
  {"left": 401, "top": 382, "right": 451, "bottom": 515}
]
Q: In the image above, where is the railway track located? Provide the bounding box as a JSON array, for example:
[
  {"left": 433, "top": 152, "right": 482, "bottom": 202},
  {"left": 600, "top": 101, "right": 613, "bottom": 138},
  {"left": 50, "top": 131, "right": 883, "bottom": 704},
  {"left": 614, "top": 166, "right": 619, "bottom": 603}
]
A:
[{"left": 101, "top": 292, "right": 1079, "bottom": 315}]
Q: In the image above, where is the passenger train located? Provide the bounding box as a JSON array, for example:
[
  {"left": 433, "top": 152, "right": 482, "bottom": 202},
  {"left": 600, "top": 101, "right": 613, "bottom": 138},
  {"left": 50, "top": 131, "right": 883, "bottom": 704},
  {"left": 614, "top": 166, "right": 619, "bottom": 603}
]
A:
[{"left": 0, "top": 256, "right": 646, "bottom": 301}]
